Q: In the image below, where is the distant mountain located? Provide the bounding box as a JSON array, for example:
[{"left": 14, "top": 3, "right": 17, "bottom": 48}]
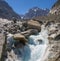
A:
[
  {"left": 0, "top": 0, "right": 21, "bottom": 20},
  {"left": 22, "top": 7, "right": 49, "bottom": 19}
]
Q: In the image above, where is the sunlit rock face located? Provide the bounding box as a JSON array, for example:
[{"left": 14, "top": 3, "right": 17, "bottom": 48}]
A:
[
  {"left": 49, "top": 0, "right": 60, "bottom": 15},
  {"left": 46, "top": 22, "right": 60, "bottom": 61}
]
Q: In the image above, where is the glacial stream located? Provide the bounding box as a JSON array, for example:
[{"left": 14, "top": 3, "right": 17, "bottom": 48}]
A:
[{"left": 6, "top": 25, "right": 49, "bottom": 61}]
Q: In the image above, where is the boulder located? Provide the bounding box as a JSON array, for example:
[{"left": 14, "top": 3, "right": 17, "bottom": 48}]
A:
[
  {"left": 49, "top": 29, "right": 58, "bottom": 36},
  {"left": 54, "top": 34, "right": 60, "bottom": 41},
  {"left": 48, "top": 36, "right": 54, "bottom": 40},
  {"left": 38, "top": 39, "right": 43, "bottom": 44},
  {"left": 27, "top": 20, "right": 41, "bottom": 32},
  {"left": 13, "top": 33, "right": 28, "bottom": 46},
  {"left": 45, "top": 21, "right": 55, "bottom": 27},
  {"left": 21, "top": 29, "right": 38, "bottom": 38}
]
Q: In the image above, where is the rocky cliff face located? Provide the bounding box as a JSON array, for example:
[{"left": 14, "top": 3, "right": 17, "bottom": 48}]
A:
[
  {"left": 50, "top": 0, "right": 60, "bottom": 15},
  {"left": 0, "top": 0, "right": 21, "bottom": 20}
]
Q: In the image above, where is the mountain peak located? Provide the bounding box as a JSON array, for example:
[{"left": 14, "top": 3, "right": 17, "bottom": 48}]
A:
[{"left": 23, "top": 7, "right": 49, "bottom": 19}]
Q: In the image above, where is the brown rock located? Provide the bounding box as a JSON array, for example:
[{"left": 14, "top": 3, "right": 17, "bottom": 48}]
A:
[
  {"left": 27, "top": 20, "right": 41, "bottom": 32},
  {"left": 13, "top": 33, "right": 28, "bottom": 46},
  {"left": 21, "top": 29, "right": 38, "bottom": 39},
  {"left": 48, "top": 37, "right": 54, "bottom": 40}
]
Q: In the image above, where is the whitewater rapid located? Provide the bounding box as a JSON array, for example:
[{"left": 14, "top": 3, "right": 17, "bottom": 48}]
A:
[{"left": 6, "top": 25, "right": 49, "bottom": 61}]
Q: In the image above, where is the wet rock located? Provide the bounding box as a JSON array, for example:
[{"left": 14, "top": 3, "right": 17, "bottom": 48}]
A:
[
  {"left": 21, "top": 29, "right": 38, "bottom": 38},
  {"left": 38, "top": 39, "right": 43, "bottom": 44},
  {"left": 6, "top": 34, "right": 14, "bottom": 52},
  {"left": 13, "top": 33, "right": 28, "bottom": 47}
]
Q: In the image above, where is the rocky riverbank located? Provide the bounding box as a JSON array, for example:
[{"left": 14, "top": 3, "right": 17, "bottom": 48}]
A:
[{"left": 0, "top": 18, "right": 60, "bottom": 61}]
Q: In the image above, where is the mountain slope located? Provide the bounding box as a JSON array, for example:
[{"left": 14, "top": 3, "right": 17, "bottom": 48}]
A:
[
  {"left": 50, "top": 0, "right": 60, "bottom": 15},
  {"left": 0, "top": 0, "right": 21, "bottom": 20},
  {"left": 23, "top": 7, "right": 49, "bottom": 19}
]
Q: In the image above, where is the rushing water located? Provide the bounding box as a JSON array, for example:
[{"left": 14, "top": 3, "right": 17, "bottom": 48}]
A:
[{"left": 6, "top": 25, "right": 49, "bottom": 61}]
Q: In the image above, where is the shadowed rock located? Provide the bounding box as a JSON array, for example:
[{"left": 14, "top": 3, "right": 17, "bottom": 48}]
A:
[{"left": 54, "top": 34, "right": 60, "bottom": 41}]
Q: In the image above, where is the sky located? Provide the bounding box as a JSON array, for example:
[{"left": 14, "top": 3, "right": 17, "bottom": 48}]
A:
[{"left": 5, "top": 0, "right": 57, "bottom": 15}]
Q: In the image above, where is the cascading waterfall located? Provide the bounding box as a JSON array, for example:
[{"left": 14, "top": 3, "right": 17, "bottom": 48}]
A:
[{"left": 6, "top": 25, "right": 49, "bottom": 61}]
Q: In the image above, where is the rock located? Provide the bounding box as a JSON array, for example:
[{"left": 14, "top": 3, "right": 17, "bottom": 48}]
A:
[
  {"left": 47, "top": 23, "right": 59, "bottom": 36},
  {"left": 3, "top": 22, "right": 21, "bottom": 34},
  {"left": 6, "top": 50, "right": 17, "bottom": 61},
  {"left": 13, "top": 33, "right": 25, "bottom": 40},
  {"left": 49, "top": 29, "right": 58, "bottom": 36},
  {"left": 48, "top": 37, "right": 54, "bottom": 40},
  {"left": 21, "top": 29, "right": 38, "bottom": 38},
  {"left": 50, "top": 0, "right": 60, "bottom": 15},
  {"left": 38, "top": 39, "right": 43, "bottom": 44},
  {"left": 12, "top": 17, "right": 17, "bottom": 23},
  {"left": 29, "top": 29, "right": 38, "bottom": 35},
  {"left": 13, "top": 33, "right": 28, "bottom": 46},
  {"left": 48, "top": 41, "right": 60, "bottom": 61},
  {"left": 22, "top": 21, "right": 28, "bottom": 28},
  {"left": 31, "top": 19, "right": 43, "bottom": 25},
  {"left": 0, "top": 29, "right": 2, "bottom": 33},
  {"left": 0, "top": 33, "right": 6, "bottom": 61},
  {"left": 6, "top": 34, "right": 14, "bottom": 52},
  {"left": 45, "top": 21, "right": 55, "bottom": 27},
  {"left": 54, "top": 34, "right": 60, "bottom": 41},
  {"left": 27, "top": 20, "right": 41, "bottom": 32},
  {"left": 22, "top": 20, "right": 41, "bottom": 32},
  {"left": 57, "top": 23, "right": 60, "bottom": 29}
]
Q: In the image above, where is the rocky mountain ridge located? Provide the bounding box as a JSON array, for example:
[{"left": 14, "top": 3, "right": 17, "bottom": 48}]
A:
[
  {"left": 0, "top": 0, "right": 21, "bottom": 20},
  {"left": 21, "top": 7, "right": 49, "bottom": 19}
]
